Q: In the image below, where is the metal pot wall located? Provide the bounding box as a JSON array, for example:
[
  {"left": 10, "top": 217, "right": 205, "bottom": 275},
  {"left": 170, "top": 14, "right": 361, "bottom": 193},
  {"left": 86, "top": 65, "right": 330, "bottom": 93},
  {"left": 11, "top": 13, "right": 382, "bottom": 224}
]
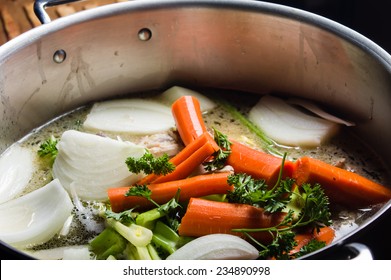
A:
[{"left": 1, "top": 0, "right": 391, "bottom": 259}]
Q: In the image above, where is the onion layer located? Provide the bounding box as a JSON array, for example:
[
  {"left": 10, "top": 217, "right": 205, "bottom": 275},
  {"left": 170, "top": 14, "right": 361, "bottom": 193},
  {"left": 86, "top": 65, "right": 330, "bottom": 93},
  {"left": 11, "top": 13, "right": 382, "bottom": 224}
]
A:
[
  {"left": 248, "top": 95, "right": 339, "bottom": 147},
  {"left": 52, "top": 130, "right": 146, "bottom": 200},
  {"left": 166, "top": 234, "right": 259, "bottom": 260},
  {"left": 156, "top": 86, "right": 216, "bottom": 112},
  {"left": 0, "top": 144, "right": 34, "bottom": 204},
  {"left": 83, "top": 98, "right": 175, "bottom": 134},
  {"left": 0, "top": 179, "right": 73, "bottom": 248}
]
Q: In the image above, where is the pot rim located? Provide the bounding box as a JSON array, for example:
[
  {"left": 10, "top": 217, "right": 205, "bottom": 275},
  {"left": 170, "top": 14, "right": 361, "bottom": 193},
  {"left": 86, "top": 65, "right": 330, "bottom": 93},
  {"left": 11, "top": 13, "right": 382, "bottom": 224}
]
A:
[{"left": 1, "top": 0, "right": 391, "bottom": 69}]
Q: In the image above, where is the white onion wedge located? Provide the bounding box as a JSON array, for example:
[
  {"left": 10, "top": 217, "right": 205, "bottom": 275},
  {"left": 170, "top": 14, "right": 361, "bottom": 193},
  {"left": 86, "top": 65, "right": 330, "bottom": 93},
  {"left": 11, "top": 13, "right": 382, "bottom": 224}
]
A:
[
  {"left": 156, "top": 86, "right": 216, "bottom": 112},
  {"left": 0, "top": 179, "right": 73, "bottom": 248},
  {"left": 83, "top": 99, "right": 175, "bottom": 134},
  {"left": 248, "top": 95, "right": 339, "bottom": 147},
  {"left": 288, "top": 97, "right": 355, "bottom": 126},
  {"left": 166, "top": 234, "right": 259, "bottom": 260},
  {"left": 0, "top": 144, "right": 35, "bottom": 204},
  {"left": 52, "top": 130, "right": 146, "bottom": 200}
]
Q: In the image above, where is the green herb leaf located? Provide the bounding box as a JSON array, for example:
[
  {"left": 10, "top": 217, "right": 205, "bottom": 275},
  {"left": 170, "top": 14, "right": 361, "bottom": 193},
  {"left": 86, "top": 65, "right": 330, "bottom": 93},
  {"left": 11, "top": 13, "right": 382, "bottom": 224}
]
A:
[
  {"left": 203, "top": 128, "right": 232, "bottom": 171},
  {"left": 105, "top": 208, "right": 137, "bottom": 224},
  {"left": 227, "top": 173, "right": 293, "bottom": 212},
  {"left": 293, "top": 239, "right": 326, "bottom": 258},
  {"left": 125, "top": 151, "right": 175, "bottom": 175},
  {"left": 37, "top": 135, "right": 58, "bottom": 164}
]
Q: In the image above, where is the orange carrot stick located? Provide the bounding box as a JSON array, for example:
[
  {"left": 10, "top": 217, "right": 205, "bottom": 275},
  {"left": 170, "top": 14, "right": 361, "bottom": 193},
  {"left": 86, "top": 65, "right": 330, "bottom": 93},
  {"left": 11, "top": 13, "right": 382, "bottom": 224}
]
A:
[
  {"left": 149, "top": 133, "right": 219, "bottom": 184},
  {"left": 137, "top": 133, "right": 214, "bottom": 185},
  {"left": 172, "top": 96, "right": 208, "bottom": 146},
  {"left": 226, "top": 140, "right": 294, "bottom": 186},
  {"left": 290, "top": 226, "right": 335, "bottom": 255},
  {"left": 108, "top": 172, "right": 233, "bottom": 212},
  {"left": 178, "top": 197, "right": 287, "bottom": 244},
  {"left": 293, "top": 156, "right": 391, "bottom": 208}
]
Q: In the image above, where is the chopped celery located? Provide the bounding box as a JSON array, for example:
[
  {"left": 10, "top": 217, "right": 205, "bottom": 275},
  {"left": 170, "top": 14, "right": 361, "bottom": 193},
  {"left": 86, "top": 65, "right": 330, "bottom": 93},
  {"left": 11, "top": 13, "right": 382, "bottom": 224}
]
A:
[
  {"left": 89, "top": 227, "right": 127, "bottom": 260},
  {"left": 152, "top": 221, "right": 193, "bottom": 256},
  {"left": 106, "top": 218, "right": 153, "bottom": 247},
  {"left": 147, "top": 244, "right": 161, "bottom": 260},
  {"left": 136, "top": 208, "right": 165, "bottom": 229}
]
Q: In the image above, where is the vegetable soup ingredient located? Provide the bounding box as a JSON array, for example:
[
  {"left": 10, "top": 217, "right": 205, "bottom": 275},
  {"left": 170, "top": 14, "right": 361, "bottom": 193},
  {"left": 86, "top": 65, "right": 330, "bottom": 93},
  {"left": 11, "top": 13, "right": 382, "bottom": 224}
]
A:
[
  {"left": 89, "top": 227, "right": 127, "bottom": 260},
  {"left": 293, "top": 156, "right": 391, "bottom": 208},
  {"left": 52, "top": 130, "right": 146, "bottom": 200},
  {"left": 227, "top": 173, "right": 294, "bottom": 213},
  {"left": 226, "top": 140, "right": 294, "bottom": 186},
  {"left": 157, "top": 86, "right": 217, "bottom": 112},
  {"left": 171, "top": 95, "right": 208, "bottom": 146},
  {"left": 108, "top": 172, "right": 233, "bottom": 212},
  {"left": 287, "top": 98, "right": 355, "bottom": 126},
  {"left": 166, "top": 234, "right": 259, "bottom": 260},
  {"left": 248, "top": 95, "right": 339, "bottom": 147},
  {"left": 178, "top": 198, "right": 287, "bottom": 244},
  {"left": 218, "top": 98, "right": 282, "bottom": 156},
  {"left": 137, "top": 132, "right": 220, "bottom": 185},
  {"left": 106, "top": 219, "right": 152, "bottom": 247},
  {"left": 83, "top": 99, "right": 175, "bottom": 134},
  {"left": 126, "top": 151, "right": 175, "bottom": 176},
  {"left": 0, "top": 179, "right": 73, "bottom": 248},
  {"left": 0, "top": 144, "right": 35, "bottom": 204},
  {"left": 203, "top": 128, "right": 232, "bottom": 172},
  {"left": 37, "top": 135, "right": 59, "bottom": 166},
  {"left": 290, "top": 226, "right": 335, "bottom": 256}
]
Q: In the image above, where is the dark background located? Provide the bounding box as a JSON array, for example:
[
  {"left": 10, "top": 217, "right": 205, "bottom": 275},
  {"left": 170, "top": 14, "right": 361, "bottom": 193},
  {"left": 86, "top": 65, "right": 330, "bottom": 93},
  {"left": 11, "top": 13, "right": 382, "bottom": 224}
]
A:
[
  {"left": 265, "top": 0, "right": 391, "bottom": 54},
  {"left": 264, "top": 0, "right": 391, "bottom": 260}
]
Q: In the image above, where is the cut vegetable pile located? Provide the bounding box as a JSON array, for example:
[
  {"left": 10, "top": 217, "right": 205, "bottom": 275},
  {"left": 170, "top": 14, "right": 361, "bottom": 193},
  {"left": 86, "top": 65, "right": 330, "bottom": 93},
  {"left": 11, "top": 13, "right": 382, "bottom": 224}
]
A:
[{"left": 1, "top": 86, "right": 390, "bottom": 260}]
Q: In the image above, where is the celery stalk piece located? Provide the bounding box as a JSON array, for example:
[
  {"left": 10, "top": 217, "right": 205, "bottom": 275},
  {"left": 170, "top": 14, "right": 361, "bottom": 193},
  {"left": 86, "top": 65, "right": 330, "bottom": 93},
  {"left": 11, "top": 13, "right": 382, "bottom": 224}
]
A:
[
  {"left": 106, "top": 219, "right": 153, "bottom": 247},
  {"left": 89, "top": 227, "right": 127, "bottom": 260}
]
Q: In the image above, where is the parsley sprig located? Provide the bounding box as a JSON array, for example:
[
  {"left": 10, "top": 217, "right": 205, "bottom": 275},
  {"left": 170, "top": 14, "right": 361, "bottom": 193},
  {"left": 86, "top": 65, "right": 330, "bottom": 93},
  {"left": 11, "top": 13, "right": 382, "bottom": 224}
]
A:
[
  {"left": 227, "top": 153, "right": 332, "bottom": 259},
  {"left": 203, "top": 128, "right": 232, "bottom": 171},
  {"left": 125, "top": 151, "right": 175, "bottom": 175},
  {"left": 37, "top": 135, "right": 59, "bottom": 166}
]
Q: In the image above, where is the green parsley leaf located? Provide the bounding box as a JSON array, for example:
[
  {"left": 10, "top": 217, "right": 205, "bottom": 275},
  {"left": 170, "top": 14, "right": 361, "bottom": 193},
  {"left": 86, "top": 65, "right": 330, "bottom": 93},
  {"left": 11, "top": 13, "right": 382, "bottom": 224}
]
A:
[
  {"left": 125, "top": 151, "right": 175, "bottom": 175},
  {"left": 203, "top": 128, "right": 232, "bottom": 171}
]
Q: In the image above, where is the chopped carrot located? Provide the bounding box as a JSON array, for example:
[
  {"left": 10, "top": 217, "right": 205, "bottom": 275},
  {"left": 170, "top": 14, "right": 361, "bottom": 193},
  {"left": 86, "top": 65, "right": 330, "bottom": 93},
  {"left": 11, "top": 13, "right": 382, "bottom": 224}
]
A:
[
  {"left": 293, "top": 156, "right": 391, "bottom": 208},
  {"left": 178, "top": 197, "right": 287, "bottom": 244},
  {"left": 172, "top": 96, "right": 208, "bottom": 146},
  {"left": 138, "top": 133, "right": 219, "bottom": 185},
  {"left": 290, "top": 226, "right": 335, "bottom": 255},
  {"left": 108, "top": 172, "right": 233, "bottom": 212},
  {"left": 226, "top": 140, "right": 294, "bottom": 186}
]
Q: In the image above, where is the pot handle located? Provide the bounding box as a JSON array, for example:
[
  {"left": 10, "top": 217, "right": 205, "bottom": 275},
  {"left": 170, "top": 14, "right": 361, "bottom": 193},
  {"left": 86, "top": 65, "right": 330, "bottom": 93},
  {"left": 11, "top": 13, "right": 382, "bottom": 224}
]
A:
[
  {"left": 342, "top": 243, "right": 374, "bottom": 260},
  {"left": 34, "top": 0, "right": 83, "bottom": 24}
]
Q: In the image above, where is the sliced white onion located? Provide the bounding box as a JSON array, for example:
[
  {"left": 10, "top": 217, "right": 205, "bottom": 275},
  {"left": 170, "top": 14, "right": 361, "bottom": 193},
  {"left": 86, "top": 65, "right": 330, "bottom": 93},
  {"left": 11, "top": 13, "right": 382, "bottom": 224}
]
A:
[
  {"left": 0, "top": 179, "right": 73, "bottom": 248},
  {"left": 52, "top": 130, "right": 146, "bottom": 200},
  {"left": 166, "top": 234, "right": 259, "bottom": 260},
  {"left": 248, "top": 95, "right": 339, "bottom": 147},
  {"left": 288, "top": 97, "right": 355, "bottom": 126},
  {"left": 156, "top": 86, "right": 216, "bottom": 112},
  {"left": 83, "top": 99, "right": 175, "bottom": 134},
  {"left": 0, "top": 144, "right": 35, "bottom": 204}
]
